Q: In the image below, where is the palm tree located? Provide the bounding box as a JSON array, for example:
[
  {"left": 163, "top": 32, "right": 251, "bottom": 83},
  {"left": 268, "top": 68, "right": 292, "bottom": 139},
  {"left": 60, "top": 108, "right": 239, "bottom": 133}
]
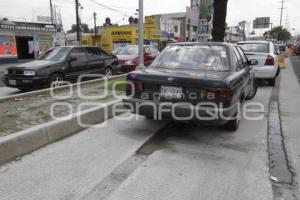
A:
[{"left": 212, "top": 0, "right": 228, "bottom": 42}]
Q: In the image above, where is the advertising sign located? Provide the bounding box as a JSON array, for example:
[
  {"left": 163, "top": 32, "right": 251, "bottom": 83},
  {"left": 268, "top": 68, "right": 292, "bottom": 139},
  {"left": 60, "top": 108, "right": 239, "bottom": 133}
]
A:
[
  {"left": 145, "top": 16, "right": 160, "bottom": 29},
  {"left": 253, "top": 17, "right": 270, "bottom": 29},
  {"left": 200, "top": 0, "right": 213, "bottom": 21},
  {"left": 0, "top": 35, "right": 17, "bottom": 58}
]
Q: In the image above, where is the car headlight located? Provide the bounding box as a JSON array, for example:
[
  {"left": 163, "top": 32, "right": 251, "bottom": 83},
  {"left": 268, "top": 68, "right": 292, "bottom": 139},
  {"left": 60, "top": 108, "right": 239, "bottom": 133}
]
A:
[
  {"left": 125, "top": 60, "right": 133, "bottom": 65},
  {"left": 4, "top": 69, "right": 8, "bottom": 75},
  {"left": 23, "top": 71, "right": 36, "bottom": 76}
]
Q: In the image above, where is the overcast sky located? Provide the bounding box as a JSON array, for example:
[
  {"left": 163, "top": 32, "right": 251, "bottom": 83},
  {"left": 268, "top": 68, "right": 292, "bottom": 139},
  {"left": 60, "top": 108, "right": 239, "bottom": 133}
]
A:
[{"left": 0, "top": 0, "right": 299, "bottom": 35}]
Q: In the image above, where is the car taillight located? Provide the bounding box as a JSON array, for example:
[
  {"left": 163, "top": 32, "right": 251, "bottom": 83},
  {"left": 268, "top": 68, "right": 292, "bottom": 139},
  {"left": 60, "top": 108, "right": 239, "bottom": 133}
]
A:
[
  {"left": 133, "top": 57, "right": 139, "bottom": 64},
  {"left": 265, "top": 55, "right": 275, "bottom": 66},
  {"left": 126, "top": 81, "right": 143, "bottom": 95},
  {"left": 217, "top": 89, "right": 232, "bottom": 102}
]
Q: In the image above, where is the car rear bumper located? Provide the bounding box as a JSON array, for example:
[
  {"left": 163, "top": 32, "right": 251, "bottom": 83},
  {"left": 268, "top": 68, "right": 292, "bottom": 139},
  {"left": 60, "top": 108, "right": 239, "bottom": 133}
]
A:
[
  {"left": 254, "top": 65, "right": 278, "bottom": 79},
  {"left": 2, "top": 75, "right": 49, "bottom": 89},
  {"left": 123, "top": 97, "right": 238, "bottom": 126}
]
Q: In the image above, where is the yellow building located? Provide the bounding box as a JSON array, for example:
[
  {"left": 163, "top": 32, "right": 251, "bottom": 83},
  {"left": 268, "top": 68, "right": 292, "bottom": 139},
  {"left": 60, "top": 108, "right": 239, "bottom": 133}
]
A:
[
  {"left": 99, "top": 21, "right": 162, "bottom": 53},
  {"left": 100, "top": 25, "right": 138, "bottom": 53},
  {"left": 80, "top": 34, "right": 101, "bottom": 47}
]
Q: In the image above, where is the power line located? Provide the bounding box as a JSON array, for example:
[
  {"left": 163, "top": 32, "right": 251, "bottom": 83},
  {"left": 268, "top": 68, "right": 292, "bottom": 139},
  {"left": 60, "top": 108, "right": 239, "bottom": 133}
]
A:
[{"left": 88, "top": 0, "right": 134, "bottom": 17}]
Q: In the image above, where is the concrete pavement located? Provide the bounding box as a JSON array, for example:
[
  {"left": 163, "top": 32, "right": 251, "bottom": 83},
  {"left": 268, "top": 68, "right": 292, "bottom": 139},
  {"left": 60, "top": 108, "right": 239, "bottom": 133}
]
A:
[
  {"left": 279, "top": 58, "right": 300, "bottom": 198},
  {"left": 0, "top": 113, "right": 167, "bottom": 200},
  {"left": 0, "top": 85, "right": 275, "bottom": 200},
  {"left": 100, "top": 86, "right": 273, "bottom": 200}
]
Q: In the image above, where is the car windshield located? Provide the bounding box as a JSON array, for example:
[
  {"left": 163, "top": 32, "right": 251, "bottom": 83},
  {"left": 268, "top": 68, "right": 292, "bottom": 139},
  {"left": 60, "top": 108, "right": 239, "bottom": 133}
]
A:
[
  {"left": 111, "top": 47, "right": 124, "bottom": 55},
  {"left": 117, "top": 46, "right": 138, "bottom": 55},
  {"left": 238, "top": 43, "right": 269, "bottom": 53},
  {"left": 151, "top": 45, "right": 230, "bottom": 72},
  {"left": 37, "top": 47, "right": 71, "bottom": 61}
]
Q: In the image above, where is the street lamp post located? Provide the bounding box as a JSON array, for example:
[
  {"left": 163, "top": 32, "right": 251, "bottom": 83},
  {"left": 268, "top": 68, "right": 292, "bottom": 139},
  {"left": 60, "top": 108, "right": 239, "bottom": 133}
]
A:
[{"left": 138, "top": 0, "right": 144, "bottom": 69}]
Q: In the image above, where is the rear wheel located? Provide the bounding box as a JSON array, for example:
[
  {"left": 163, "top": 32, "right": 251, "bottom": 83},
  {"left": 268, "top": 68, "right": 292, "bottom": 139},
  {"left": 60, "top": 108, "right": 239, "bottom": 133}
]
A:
[
  {"left": 224, "top": 102, "right": 241, "bottom": 132},
  {"left": 49, "top": 73, "right": 64, "bottom": 88},
  {"left": 246, "top": 79, "right": 258, "bottom": 100}
]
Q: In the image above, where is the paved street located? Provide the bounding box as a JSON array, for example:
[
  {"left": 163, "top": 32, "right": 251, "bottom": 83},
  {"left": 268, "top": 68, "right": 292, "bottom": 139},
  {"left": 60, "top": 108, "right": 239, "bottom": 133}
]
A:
[{"left": 0, "top": 81, "right": 274, "bottom": 200}]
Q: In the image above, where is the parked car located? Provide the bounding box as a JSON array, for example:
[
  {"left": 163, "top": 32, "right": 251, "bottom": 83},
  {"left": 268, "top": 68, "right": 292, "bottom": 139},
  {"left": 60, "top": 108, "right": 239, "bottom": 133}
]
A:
[
  {"left": 237, "top": 41, "right": 280, "bottom": 86},
  {"left": 277, "top": 44, "right": 286, "bottom": 54},
  {"left": 123, "top": 42, "right": 258, "bottom": 131},
  {"left": 116, "top": 45, "right": 159, "bottom": 73},
  {"left": 2, "top": 46, "right": 120, "bottom": 91},
  {"left": 295, "top": 45, "right": 300, "bottom": 56},
  {"left": 111, "top": 46, "right": 124, "bottom": 55}
]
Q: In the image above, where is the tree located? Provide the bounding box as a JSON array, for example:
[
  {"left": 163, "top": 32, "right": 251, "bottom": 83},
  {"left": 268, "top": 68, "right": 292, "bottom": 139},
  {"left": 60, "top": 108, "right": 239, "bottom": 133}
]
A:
[
  {"left": 264, "top": 26, "right": 291, "bottom": 42},
  {"left": 212, "top": 0, "right": 228, "bottom": 42},
  {"left": 67, "top": 23, "right": 91, "bottom": 33},
  {"left": 128, "top": 16, "right": 134, "bottom": 24}
]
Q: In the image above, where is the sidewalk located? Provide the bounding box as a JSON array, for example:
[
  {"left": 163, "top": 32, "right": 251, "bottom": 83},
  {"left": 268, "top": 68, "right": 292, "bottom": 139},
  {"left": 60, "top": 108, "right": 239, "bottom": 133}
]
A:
[{"left": 279, "top": 57, "right": 300, "bottom": 196}]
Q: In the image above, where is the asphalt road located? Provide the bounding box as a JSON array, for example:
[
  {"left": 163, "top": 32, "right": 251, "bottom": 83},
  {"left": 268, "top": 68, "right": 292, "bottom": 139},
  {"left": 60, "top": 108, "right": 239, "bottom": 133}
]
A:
[
  {"left": 0, "top": 86, "right": 274, "bottom": 200},
  {"left": 0, "top": 72, "right": 20, "bottom": 98}
]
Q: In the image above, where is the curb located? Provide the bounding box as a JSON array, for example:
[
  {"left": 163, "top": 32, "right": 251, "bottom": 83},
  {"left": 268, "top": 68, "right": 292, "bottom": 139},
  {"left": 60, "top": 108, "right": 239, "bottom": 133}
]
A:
[
  {"left": 0, "top": 74, "right": 126, "bottom": 102},
  {"left": 0, "top": 99, "right": 127, "bottom": 165}
]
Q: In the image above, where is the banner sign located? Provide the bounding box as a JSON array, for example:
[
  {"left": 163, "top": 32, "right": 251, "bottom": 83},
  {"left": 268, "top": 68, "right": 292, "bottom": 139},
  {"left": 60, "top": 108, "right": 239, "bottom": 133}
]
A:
[{"left": 0, "top": 23, "right": 56, "bottom": 33}]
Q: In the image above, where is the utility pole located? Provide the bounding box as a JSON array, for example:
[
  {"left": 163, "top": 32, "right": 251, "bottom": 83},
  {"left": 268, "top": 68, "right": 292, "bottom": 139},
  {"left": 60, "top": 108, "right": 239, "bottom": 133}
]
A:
[
  {"left": 138, "top": 0, "right": 144, "bottom": 68},
  {"left": 50, "top": 0, "right": 54, "bottom": 24},
  {"left": 75, "top": 0, "right": 80, "bottom": 43},
  {"left": 93, "top": 12, "right": 97, "bottom": 36},
  {"left": 279, "top": 0, "right": 285, "bottom": 27}
]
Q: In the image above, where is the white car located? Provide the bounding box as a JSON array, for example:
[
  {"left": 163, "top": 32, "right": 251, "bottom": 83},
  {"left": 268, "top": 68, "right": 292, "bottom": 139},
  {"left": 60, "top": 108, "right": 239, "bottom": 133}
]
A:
[{"left": 237, "top": 41, "right": 280, "bottom": 86}]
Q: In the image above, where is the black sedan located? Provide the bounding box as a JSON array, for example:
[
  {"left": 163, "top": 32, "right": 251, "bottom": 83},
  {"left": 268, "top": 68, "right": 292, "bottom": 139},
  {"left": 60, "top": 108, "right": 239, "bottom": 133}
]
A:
[
  {"left": 2, "top": 46, "right": 120, "bottom": 90},
  {"left": 123, "top": 42, "right": 258, "bottom": 131}
]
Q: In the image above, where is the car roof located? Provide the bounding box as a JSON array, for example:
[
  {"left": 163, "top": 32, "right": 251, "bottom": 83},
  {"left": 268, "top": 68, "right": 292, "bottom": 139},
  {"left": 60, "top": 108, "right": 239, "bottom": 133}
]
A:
[
  {"left": 237, "top": 40, "right": 270, "bottom": 44},
  {"left": 169, "top": 42, "right": 235, "bottom": 47}
]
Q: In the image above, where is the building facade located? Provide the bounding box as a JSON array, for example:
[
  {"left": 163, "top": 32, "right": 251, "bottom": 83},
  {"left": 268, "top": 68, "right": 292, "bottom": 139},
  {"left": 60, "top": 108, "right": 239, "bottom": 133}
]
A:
[{"left": 0, "top": 18, "right": 60, "bottom": 63}]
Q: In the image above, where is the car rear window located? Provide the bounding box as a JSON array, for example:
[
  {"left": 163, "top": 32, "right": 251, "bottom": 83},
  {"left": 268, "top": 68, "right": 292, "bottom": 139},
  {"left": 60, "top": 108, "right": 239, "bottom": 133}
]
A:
[
  {"left": 117, "top": 46, "right": 138, "bottom": 56},
  {"left": 238, "top": 43, "right": 269, "bottom": 53},
  {"left": 151, "top": 45, "right": 229, "bottom": 72}
]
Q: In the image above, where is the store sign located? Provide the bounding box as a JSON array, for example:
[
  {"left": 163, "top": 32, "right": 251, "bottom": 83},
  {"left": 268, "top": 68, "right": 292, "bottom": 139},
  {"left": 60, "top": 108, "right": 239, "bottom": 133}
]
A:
[
  {"left": 145, "top": 16, "right": 160, "bottom": 29},
  {"left": 0, "top": 23, "right": 57, "bottom": 32},
  {"left": 111, "top": 31, "right": 132, "bottom": 36}
]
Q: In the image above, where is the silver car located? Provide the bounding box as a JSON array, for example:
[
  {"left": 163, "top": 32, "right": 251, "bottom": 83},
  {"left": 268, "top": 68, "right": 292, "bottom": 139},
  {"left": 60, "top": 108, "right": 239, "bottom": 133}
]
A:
[{"left": 237, "top": 41, "right": 280, "bottom": 86}]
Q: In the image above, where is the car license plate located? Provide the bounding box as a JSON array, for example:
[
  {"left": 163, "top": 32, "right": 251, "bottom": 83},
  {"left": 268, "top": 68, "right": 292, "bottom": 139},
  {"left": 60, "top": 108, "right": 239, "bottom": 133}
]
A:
[
  {"left": 9, "top": 79, "right": 17, "bottom": 86},
  {"left": 161, "top": 86, "right": 183, "bottom": 98}
]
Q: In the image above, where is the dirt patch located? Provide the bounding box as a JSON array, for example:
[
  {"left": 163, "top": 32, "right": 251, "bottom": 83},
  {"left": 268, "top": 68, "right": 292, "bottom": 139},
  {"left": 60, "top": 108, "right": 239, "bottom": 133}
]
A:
[{"left": 0, "top": 77, "right": 126, "bottom": 137}]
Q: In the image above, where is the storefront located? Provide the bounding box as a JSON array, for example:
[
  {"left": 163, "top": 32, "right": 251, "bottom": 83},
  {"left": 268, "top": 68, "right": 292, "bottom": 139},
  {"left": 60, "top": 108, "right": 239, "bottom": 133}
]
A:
[
  {"left": 100, "top": 24, "right": 162, "bottom": 53},
  {"left": 0, "top": 21, "right": 57, "bottom": 63},
  {"left": 100, "top": 26, "right": 138, "bottom": 53}
]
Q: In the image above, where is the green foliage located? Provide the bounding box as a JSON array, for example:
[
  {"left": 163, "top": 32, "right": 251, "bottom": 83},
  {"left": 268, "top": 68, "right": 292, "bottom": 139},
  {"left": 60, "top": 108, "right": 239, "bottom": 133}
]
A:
[
  {"left": 264, "top": 26, "right": 292, "bottom": 42},
  {"left": 67, "top": 23, "right": 91, "bottom": 33}
]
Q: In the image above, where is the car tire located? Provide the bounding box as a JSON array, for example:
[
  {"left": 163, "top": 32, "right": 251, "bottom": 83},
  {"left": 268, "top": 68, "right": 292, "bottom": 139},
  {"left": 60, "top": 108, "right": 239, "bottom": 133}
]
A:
[
  {"left": 276, "top": 66, "right": 281, "bottom": 77},
  {"left": 268, "top": 78, "right": 276, "bottom": 86},
  {"left": 245, "top": 79, "right": 258, "bottom": 100},
  {"left": 224, "top": 103, "right": 241, "bottom": 132},
  {"left": 104, "top": 67, "right": 113, "bottom": 77},
  {"left": 49, "top": 73, "right": 64, "bottom": 88}
]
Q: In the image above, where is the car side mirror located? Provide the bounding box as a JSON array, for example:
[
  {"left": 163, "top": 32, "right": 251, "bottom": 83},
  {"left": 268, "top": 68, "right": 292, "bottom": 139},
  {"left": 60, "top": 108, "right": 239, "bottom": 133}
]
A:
[{"left": 248, "top": 59, "right": 258, "bottom": 66}]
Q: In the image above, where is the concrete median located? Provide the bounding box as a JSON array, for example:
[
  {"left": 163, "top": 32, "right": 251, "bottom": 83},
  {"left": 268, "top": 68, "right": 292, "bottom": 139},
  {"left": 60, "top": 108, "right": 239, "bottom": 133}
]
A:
[{"left": 0, "top": 100, "right": 127, "bottom": 165}]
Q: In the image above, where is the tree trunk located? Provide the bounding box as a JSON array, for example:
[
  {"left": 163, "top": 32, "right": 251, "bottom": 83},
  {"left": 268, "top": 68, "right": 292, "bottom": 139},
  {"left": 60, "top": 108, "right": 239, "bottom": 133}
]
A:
[{"left": 212, "top": 0, "right": 228, "bottom": 42}]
